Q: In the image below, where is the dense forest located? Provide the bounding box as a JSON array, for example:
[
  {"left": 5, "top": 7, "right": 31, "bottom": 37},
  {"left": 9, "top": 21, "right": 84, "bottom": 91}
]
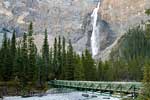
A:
[
  {"left": 0, "top": 22, "right": 98, "bottom": 91},
  {"left": 0, "top": 22, "right": 149, "bottom": 88}
]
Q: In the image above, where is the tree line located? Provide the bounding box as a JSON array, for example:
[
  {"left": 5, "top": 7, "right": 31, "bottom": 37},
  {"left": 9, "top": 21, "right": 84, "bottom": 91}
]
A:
[
  {"left": 0, "top": 22, "right": 149, "bottom": 85},
  {"left": 110, "top": 20, "right": 150, "bottom": 99},
  {"left": 0, "top": 22, "right": 99, "bottom": 89},
  {"left": 0, "top": 20, "right": 150, "bottom": 98}
]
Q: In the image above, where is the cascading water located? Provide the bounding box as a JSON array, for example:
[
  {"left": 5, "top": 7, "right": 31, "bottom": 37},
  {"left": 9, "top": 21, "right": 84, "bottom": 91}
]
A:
[{"left": 91, "top": 1, "right": 101, "bottom": 57}]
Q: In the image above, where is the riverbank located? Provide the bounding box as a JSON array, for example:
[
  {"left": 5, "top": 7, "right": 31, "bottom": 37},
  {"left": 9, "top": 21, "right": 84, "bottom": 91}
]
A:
[{"left": 0, "top": 81, "right": 48, "bottom": 98}]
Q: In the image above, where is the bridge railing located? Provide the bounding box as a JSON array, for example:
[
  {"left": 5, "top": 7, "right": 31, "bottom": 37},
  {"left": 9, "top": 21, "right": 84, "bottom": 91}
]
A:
[{"left": 48, "top": 80, "right": 142, "bottom": 94}]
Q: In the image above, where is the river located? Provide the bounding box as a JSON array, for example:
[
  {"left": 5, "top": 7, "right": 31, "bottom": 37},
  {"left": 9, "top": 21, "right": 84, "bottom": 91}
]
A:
[{"left": 3, "top": 89, "right": 121, "bottom": 100}]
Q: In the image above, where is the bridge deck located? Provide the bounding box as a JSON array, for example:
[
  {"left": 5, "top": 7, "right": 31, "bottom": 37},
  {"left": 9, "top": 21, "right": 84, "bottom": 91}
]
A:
[{"left": 49, "top": 80, "right": 142, "bottom": 94}]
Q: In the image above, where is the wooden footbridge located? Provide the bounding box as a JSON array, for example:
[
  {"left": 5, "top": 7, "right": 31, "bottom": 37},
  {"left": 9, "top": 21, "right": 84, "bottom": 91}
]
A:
[{"left": 48, "top": 80, "right": 142, "bottom": 96}]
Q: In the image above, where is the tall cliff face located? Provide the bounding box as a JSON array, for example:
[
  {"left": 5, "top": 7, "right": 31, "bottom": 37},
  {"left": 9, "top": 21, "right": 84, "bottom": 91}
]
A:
[
  {"left": 0, "top": 0, "right": 99, "bottom": 51},
  {"left": 100, "top": 0, "right": 149, "bottom": 35},
  {"left": 98, "top": 0, "right": 150, "bottom": 60},
  {"left": 0, "top": 0, "right": 149, "bottom": 60}
]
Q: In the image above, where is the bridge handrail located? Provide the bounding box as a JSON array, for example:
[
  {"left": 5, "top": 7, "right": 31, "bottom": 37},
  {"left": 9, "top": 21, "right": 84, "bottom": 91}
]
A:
[{"left": 48, "top": 80, "right": 142, "bottom": 94}]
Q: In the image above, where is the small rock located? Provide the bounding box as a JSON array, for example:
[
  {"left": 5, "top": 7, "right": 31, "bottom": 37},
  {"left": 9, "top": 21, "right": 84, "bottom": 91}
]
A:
[
  {"left": 91, "top": 95, "right": 97, "bottom": 98},
  {"left": 103, "top": 97, "right": 110, "bottom": 99},
  {"left": 82, "top": 94, "right": 89, "bottom": 97}
]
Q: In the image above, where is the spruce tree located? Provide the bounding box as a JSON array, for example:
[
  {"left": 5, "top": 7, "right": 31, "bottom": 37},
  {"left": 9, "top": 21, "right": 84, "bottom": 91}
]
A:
[
  {"left": 83, "top": 49, "right": 96, "bottom": 81},
  {"left": 97, "top": 61, "right": 103, "bottom": 81},
  {"left": 11, "top": 30, "right": 16, "bottom": 59},
  {"left": 74, "top": 54, "right": 85, "bottom": 80},
  {"left": 20, "top": 33, "right": 28, "bottom": 86},
  {"left": 13, "top": 41, "right": 22, "bottom": 78},
  {"left": 7, "top": 39, "right": 12, "bottom": 81},
  {"left": 61, "top": 37, "right": 66, "bottom": 79},
  {"left": 0, "top": 44, "right": 2, "bottom": 80},
  {"left": 49, "top": 48, "right": 54, "bottom": 79},
  {"left": 11, "top": 30, "right": 17, "bottom": 79},
  {"left": 42, "top": 29, "right": 49, "bottom": 81},
  {"left": 57, "top": 36, "right": 62, "bottom": 79},
  {"left": 28, "top": 22, "right": 37, "bottom": 82},
  {"left": 53, "top": 37, "right": 58, "bottom": 79},
  {"left": 66, "top": 39, "right": 74, "bottom": 80},
  {"left": 143, "top": 11, "right": 150, "bottom": 99},
  {"left": 1, "top": 33, "right": 12, "bottom": 81},
  {"left": 36, "top": 55, "right": 44, "bottom": 88},
  {"left": 142, "top": 61, "right": 150, "bottom": 99}
]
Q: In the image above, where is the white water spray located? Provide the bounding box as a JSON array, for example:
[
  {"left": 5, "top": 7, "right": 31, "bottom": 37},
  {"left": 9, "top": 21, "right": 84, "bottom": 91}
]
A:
[{"left": 91, "top": 1, "right": 101, "bottom": 57}]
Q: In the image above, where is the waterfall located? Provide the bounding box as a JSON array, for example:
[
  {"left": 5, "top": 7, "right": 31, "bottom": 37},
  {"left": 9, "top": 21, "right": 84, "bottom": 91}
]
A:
[{"left": 91, "top": 1, "right": 101, "bottom": 58}]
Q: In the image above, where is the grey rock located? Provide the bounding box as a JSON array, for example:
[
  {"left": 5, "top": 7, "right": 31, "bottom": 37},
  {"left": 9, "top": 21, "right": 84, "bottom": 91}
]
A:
[{"left": 0, "top": 0, "right": 149, "bottom": 60}]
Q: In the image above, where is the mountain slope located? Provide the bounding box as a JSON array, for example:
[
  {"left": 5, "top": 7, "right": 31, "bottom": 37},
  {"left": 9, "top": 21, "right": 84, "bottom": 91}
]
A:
[{"left": 0, "top": 0, "right": 149, "bottom": 60}]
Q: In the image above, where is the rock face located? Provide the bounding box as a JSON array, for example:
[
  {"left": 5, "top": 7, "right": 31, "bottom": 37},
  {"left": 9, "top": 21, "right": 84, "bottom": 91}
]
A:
[
  {"left": 0, "top": 0, "right": 149, "bottom": 60},
  {"left": 0, "top": 0, "right": 99, "bottom": 52},
  {"left": 100, "top": 0, "right": 150, "bottom": 35},
  {"left": 98, "top": 0, "right": 150, "bottom": 60}
]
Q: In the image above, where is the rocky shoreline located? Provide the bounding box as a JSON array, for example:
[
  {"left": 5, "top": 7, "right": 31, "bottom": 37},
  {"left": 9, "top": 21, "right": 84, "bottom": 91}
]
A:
[{"left": 0, "top": 84, "right": 46, "bottom": 99}]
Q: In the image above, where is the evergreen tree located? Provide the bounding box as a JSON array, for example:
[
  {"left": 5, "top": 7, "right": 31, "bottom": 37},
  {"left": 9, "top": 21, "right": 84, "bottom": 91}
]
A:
[
  {"left": 74, "top": 54, "right": 85, "bottom": 80},
  {"left": 142, "top": 11, "right": 150, "bottom": 98},
  {"left": 36, "top": 55, "right": 45, "bottom": 88},
  {"left": 61, "top": 37, "right": 66, "bottom": 79},
  {"left": 42, "top": 29, "right": 49, "bottom": 81},
  {"left": 11, "top": 30, "right": 17, "bottom": 79},
  {"left": 142, "top": 61, "right": 150, "bottom": 99},
  {"left": 0, "top": 43, "right": 2, "bottom": 80},
  {"left": 13, "top": 41, "right": 23, "bottom": 79},
  {"left": 53, "top": 37, "right": 58, "bottom": 79},
  {"left": 97, "top": 61, "right": 103, "bottom": 81},
  {"left": 49, "top": 48, "right": 54, "bottom": 79},
  {"left": 11, "top": 30, "right": 16, "bottom": 58},
  {"left": 145, "top": 9, "right": 150, "bottom": 16},
  {"left": 66, "top": 39, "right": 74, "bottom": 80},
  {"left": 7, "top": 38, "right": 12, "bottom": 80},
  {"left": 57, "top": 36, "right": 62, "bottom": 79},
  {"left": 1, "top": 33, "right": 12, "bottom": 81},
  {"left": 20, "top": 33, "right": 28, "bottom": 86},
  {"left": 83, "top": 49, "right": 96, "bottom": 81},
  {"left": 28, "top": 22, "right": 37, "bottom": 82}
]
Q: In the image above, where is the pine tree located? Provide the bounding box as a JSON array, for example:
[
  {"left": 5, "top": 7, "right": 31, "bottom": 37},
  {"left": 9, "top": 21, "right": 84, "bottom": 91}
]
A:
[
  {"left": 83, "top": 49, "right": 96, "bottom": 81},
  {"left": 74, "top": 54, "right": 85, "bottom": 80},
  {"left": 57, "top": 36, "right": 62, "bottom": 79},
  {"left": 1, "top": 33, "right": 12, "bottom": 81},
  {"left": 13, "top": 41, "right": 22, "bottom": 78},
  {"left": 0, "top": 44, "right": 2, "bottom": 80},
  {"left": 20, "top": 33, "right": 28, "bottom": 86},
  {"left": 7, "top": 39, "right": 12, "bottom": 80},
  {"left": 36, "top": 55, "right": 44, "bottom": 88},
  {"left": 53, "top": 37, "right": 58, "bottom": 79},
  {"left": 142, "top": 61, "right": 150, "bottom": 99},
  {"left": 28, "top": 22, "right": 37, "bottom": 82},
  {"left": 42, "top": 29, "right": 49, "bottom": 81},
  {"left": 142, "top": 11, "right": 150, "bottom": 98},
  {"left": 66, "top": 39, "right": 74, "bottom": 80},
  {"left": 97, "top": 61, "right": 103, "bottom": 81},
  {"left": 11, "top": 30, "right": 16, "bottom": 59},
  {"left": 61, "top": 37, "right": 66, "bottom": 79},
  {"left": 1, "top": 33, "right": 8, "bottom": 81},
  {"left": 49, "top": 48, "right": 54, "bottom": 79},
  {"left": 11, "top": 30, "right": 17, "bottom": 79},
  {"left": 145, "top": 9, "right": 150, "bottom": 16}
]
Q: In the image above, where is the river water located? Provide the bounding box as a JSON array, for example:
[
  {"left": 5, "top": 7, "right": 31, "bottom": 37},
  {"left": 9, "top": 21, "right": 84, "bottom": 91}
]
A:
[{"left": 3, "top": 90, "right": 120, "bottom": 100}]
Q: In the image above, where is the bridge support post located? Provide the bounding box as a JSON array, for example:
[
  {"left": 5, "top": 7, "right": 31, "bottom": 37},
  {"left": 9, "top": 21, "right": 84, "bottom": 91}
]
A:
[{"left": 132, "top": 86, "right": 137, "bottom": 99}]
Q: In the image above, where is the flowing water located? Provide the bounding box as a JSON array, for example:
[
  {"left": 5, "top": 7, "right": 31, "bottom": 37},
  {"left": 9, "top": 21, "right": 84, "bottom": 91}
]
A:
[
  {"left": 3, "top": 91, "right": 120, "bottom": 100},
  {"left": 91, "top": 1, "right": 101, "bottom": 57}
]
